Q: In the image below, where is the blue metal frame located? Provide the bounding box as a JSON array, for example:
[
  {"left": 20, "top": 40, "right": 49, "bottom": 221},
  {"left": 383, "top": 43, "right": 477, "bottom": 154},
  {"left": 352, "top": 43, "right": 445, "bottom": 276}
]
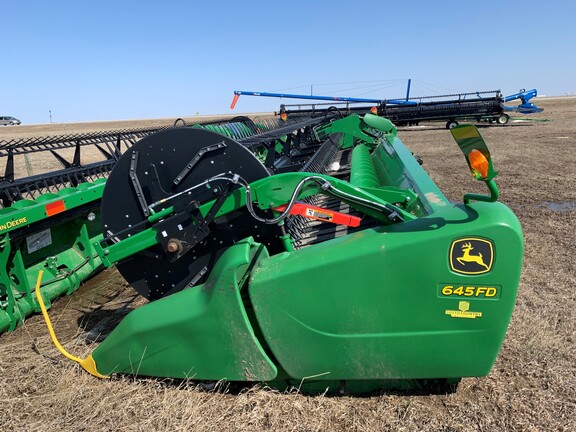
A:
[
  {"left": 503, "top": 89, "right": 543, "bottom": 113},
  {"left": 232, "top": 90, "right": 417, "bottom": 106}
]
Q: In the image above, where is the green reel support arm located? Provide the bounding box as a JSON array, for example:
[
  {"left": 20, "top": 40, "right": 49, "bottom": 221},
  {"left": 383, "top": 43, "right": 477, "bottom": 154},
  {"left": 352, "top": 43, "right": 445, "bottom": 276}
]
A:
[{"left": 93, "top": 172, "right": 416, "bottom": 268}]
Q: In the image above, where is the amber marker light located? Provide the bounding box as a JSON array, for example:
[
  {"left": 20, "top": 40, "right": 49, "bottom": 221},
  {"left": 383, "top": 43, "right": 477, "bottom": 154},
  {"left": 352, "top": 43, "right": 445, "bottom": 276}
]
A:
[{"left": 468, "top": 149, "right": 489, "bottom": 179}]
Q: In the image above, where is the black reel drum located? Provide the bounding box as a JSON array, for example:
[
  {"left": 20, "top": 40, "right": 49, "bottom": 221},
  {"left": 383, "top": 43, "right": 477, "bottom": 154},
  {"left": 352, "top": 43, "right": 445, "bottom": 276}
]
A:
[{"left": 101, "top": 128, "right": 282, "bottom": 300}]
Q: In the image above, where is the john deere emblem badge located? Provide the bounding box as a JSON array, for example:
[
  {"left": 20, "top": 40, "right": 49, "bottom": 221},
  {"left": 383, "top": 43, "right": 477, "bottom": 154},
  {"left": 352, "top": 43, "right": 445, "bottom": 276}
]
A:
[{"left": 449, "top": 238, "right": 494, "bottom": 275}]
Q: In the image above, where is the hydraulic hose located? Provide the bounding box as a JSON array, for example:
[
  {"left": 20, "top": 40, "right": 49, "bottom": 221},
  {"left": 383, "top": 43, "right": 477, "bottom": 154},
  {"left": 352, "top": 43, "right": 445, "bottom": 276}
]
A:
[{"left": 35, "top": 270, "right": 108, "bottom": 379}]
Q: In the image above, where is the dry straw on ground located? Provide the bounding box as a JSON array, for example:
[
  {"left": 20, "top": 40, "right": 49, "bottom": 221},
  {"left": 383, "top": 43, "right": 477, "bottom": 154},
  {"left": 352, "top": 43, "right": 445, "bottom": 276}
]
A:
[{"left": 0, "top": 98, "right": 574, "bottom": 431}]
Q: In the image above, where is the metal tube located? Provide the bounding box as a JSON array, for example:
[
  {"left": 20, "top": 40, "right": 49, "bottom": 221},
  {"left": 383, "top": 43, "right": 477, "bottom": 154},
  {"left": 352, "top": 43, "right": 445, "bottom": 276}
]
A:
[
  {"left": 464, "top": 179, "right": 500, "bottom": 204},
  {"left": 233, "top": 90, "right": 417, "bottom": 106}
]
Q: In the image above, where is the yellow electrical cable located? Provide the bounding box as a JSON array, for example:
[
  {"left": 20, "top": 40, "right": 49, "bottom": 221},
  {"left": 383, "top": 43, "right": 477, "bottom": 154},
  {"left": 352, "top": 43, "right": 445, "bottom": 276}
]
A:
[{"left": 34, "top": 270, "right": 109, "bottom": 378}]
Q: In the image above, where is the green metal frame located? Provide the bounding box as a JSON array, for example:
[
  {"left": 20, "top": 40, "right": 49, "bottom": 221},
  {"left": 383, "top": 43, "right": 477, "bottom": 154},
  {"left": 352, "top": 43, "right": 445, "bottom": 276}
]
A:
[
  {"left": 249, "top": 200, "right": 522, "bottom": 380},
  {"left": 0, "top": 180, "right": 105, "bottom": 332},
  {"left": 86, "top": 115, "right": 523, "bottom": 392},
  {"left": 1, "top": 117, "right": 279, "bottom": 334}
]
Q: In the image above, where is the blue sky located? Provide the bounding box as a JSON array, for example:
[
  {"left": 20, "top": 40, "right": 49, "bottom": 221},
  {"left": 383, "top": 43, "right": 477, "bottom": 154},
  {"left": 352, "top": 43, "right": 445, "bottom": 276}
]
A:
[{"left": 1, "top": 1, "right": 574, "bottom": 124}]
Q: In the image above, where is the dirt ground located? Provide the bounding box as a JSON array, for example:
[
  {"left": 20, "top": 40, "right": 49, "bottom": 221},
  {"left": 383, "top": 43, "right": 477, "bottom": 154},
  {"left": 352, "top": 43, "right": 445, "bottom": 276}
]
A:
[{"left": 0, "top": 98, "right": 574, "bottom": 431}]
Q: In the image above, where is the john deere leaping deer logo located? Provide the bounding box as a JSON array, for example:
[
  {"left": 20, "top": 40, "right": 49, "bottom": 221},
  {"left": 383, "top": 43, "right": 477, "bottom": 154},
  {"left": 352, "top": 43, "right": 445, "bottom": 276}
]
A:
[
  {"left": 449, "top": 238, "right": 494, "bottom": 275},
  {"left": 458, "top": 242, "right": 489, "bottom": 269}
]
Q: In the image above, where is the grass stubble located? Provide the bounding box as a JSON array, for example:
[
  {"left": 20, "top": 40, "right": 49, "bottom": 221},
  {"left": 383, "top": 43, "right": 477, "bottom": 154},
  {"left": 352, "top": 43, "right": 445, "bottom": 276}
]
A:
[{"left": 0, "top": 98, "right": 574, "bottom": 431}]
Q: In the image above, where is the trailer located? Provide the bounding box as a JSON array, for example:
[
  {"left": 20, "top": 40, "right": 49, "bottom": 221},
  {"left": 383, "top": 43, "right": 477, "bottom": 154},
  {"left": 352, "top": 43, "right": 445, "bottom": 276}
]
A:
[
  {"left": 375, "top": 91, "right": 509, "bottom": 128},
  {"left": 232, "top": 88, "right": 542, "bottom": 129}
]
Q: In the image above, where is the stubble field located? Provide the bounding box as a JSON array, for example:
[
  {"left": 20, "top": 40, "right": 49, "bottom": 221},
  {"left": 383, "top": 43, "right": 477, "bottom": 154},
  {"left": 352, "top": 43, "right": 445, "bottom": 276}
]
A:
[{"left": 0, "top": 98, "right": 574, "bottom": 431}]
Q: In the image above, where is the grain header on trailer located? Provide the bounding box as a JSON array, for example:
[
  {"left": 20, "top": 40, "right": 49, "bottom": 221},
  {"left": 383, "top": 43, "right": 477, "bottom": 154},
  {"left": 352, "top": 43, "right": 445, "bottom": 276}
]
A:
[{"left": 231, "top": 85, "right": 543, "bottom": 129}]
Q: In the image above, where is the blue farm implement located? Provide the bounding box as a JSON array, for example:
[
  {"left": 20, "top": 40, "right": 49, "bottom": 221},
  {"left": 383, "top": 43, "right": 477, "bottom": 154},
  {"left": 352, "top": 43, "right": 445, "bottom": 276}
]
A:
[{"left": 232, "top": 85, "right": 543, "bottom": 129}]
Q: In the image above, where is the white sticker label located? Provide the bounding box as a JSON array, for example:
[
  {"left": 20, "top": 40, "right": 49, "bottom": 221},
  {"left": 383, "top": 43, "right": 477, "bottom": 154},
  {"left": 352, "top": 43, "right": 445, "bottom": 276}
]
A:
[{"left": 26, "top": 229, "right": 52, "bottom": 254}]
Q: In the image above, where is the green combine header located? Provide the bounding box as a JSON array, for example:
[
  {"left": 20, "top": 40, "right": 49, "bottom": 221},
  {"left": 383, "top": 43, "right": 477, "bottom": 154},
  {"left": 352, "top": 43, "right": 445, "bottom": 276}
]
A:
[
  {"left": 0, "top": 117, "right": 276, "bottom": 332},
  {"left": 2, "top": 110, "right": 523, "bottom": 394}
]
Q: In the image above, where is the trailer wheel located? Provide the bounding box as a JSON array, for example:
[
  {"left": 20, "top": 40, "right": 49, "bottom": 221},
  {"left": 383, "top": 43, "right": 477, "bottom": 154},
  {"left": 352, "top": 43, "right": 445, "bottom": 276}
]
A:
[
  {"left": 497, "top": 114, "right": 510, "bottom": 125},
  {"left": 446, "top": 120, "right": 459, "bottom": 129}
]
